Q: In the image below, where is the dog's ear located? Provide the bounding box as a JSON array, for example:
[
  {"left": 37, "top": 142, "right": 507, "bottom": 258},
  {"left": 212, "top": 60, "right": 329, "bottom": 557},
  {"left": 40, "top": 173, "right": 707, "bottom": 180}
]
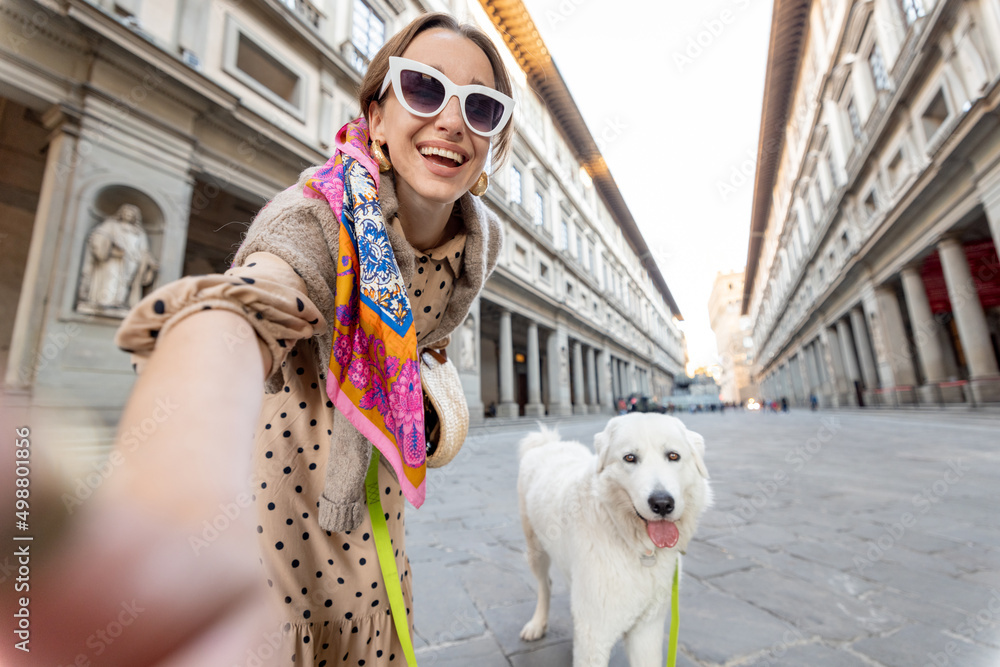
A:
[
  {"left": 593, "top": 419, "right": 619, "bottom": 473},
  {"left": 686, "top": 429, "right": 709, "bottom": 479}
]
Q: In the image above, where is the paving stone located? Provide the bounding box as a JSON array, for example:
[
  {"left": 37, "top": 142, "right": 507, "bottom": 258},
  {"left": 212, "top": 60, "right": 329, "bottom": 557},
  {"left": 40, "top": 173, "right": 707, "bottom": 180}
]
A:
[
  {"left": 481, "top": 594, "right": 574, "bottom": 656},
  {"left": 683, "top": 539, "right": 757, "bottom": 579},
  {"left": 677, "top": 577, "right": 804, "bottom": 664},
  {"left": 764, "top": 552, "right": 880, "bottom": 597},
  {"left": 856, "top": 560, "right": 998, "bottom": 615},
  {"left": 415, "top": 634, "right": 511, "bottom": 667},
  {"left": 852, "top": 622, "right": 1000, "bottom": 667},
  {"left": 460, "top": 559, "right": 538, "bottom": 610},
  {"left": 736, "top": 642, "right": 877, "bottom": 667},
  {"left": 710, "top": 567, "right": 903, "bottom": 640},
  {"left": 411, "top": 562, "right": 486, "bottom": 645},
  {"left": 508, "top": 640, "right": 572, "bottom": 667}
]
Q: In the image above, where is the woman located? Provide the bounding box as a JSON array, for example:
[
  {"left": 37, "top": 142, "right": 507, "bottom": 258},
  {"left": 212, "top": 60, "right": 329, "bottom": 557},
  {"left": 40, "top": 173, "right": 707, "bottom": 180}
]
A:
[{"left": 15, "top": 12, "right": 514, "bottom": 667}]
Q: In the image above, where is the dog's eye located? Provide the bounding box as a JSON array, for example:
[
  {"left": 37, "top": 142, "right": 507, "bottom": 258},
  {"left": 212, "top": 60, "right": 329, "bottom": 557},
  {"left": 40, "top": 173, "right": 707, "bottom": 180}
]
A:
[
  {"left": 667, "top": 452, "right": 680, "bottom": 462},
  {"left": 623, "top": 453, "right": 637, "bottom": 463}
]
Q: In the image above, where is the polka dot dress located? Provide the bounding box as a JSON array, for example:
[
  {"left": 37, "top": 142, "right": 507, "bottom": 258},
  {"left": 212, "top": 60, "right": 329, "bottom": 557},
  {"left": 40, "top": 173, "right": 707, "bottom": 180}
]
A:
[
  {"left": 254, "top": 230, "right": 466, "bottom": 666},
  {"left": 254, "top": 348, "right": 412, "bottom": 665}
]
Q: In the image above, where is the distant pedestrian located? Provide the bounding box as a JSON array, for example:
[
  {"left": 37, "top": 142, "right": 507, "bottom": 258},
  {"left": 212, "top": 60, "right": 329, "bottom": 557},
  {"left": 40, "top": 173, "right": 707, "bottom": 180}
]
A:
[{"left": 781, "top": 397, "right": 789, "bottom": 413}]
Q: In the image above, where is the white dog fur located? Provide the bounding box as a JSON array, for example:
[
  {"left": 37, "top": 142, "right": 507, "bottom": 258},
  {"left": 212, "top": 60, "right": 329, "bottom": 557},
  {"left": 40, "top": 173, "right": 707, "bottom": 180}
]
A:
[{"left": 517, "top": 413, "right": 712, "bottom": 667}]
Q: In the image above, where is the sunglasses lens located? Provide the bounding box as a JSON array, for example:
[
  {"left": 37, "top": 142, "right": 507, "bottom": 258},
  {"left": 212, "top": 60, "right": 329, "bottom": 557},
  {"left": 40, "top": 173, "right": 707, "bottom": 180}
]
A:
[
  {"left": 465, "top": 93, "right": 506, "bottom": 133},
  {"left": 399, "top": 70, "right": 445, "bottom": 113}
]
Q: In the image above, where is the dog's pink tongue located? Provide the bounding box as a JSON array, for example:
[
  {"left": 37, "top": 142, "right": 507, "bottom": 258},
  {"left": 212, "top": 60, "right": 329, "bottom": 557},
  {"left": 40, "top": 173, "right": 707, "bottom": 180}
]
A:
[{"left": 646, "top": 521, "right": 679, "bottom": 549}]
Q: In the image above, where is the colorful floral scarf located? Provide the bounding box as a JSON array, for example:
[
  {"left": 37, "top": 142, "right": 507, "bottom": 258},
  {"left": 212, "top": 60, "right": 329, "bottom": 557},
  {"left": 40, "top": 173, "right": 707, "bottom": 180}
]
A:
[{"left": 303, "top": 119, "right": 426, "bottom": 508}]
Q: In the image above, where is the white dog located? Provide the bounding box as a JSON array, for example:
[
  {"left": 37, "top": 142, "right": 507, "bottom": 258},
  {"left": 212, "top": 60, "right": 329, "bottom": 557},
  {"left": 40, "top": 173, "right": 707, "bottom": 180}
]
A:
[{"left": 517, "top": 413, "right": 712, "bottom": 667}]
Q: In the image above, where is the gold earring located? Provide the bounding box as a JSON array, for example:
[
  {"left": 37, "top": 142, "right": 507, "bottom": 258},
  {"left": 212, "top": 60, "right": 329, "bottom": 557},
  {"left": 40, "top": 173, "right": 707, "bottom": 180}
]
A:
[
  {"left": 370, "top": 141, "right": 392, "bottom": 172},
  {"left": 470, "top": 172, "right": 489, "bottom": 196}
]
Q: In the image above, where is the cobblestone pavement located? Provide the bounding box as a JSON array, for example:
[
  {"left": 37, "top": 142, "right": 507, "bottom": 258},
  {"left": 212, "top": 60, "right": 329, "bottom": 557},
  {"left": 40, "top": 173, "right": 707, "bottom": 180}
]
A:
[{"left": 405, "top": 409, "right": 1000, "bottom": 667}]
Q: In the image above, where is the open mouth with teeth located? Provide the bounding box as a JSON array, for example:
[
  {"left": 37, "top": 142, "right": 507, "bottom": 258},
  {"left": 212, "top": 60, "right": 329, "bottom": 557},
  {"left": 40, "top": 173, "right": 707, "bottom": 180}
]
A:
[
  {"left": 635, "top": 508, "right": 679, "bottom": 549},
  {"left": 419, "top": 146, "right": 466, "bottom": 168}
]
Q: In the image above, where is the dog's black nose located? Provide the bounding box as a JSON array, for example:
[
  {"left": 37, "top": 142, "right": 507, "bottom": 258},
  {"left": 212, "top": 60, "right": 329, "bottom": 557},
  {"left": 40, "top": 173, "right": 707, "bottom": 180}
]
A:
[{"left": 648, "top": 492, "right": 674, "bottom": 516}]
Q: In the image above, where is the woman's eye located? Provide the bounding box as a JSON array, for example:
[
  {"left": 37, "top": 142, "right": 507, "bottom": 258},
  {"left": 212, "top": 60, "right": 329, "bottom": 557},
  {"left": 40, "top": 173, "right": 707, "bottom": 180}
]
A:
[
  {"left": 667, "top": 452, "right": 680, "bottom": 462},
  {"left": 623, "top": 453, "right": 637, "bottom": 463}
]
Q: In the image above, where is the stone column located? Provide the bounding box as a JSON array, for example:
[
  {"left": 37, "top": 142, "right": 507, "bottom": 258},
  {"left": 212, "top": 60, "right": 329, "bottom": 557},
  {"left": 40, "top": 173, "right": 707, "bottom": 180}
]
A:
[
  {"left": 497, "top": 309, "right": 519, "bottom": 417},
  {"left": 598, "top": 348, "right": 613, "bottom": 413},
  {"left": 876, "top": 285, "right": 918, "bottom": 404},
  {"left": 792, "top": 354, "right": 807, "bottom": 405},
  {"left": 977, "top": 164, "right": 1000, "bottom": 261},
  {"left": 572, "top": 341, "right": 587, "bottom": 414},
  {"left": 524, "top": 320, "right": 545, "bottom": 416},
  {"left": 5, "top": 123, "right": 79, "bottom": 389},
  {"left": 802, "top": 344, "right": 819, "bottom": 402},
  {"left": 850, "top": 306, "right": 880, "bottom": 403},
  {"left": 455, "top": 305, "right": 485, "bottom": 424},
  {"left": 938, "top": 237, "right": 1000, "bottom": 403},
  {"left": 861, "top": 288, "right": 896, "bottom": 405},
  {"left": 585, "top": 346, "right": 598, "bottom": 411},
  {"left": 900, "top": 266, "right": 947, "bottom": 404},
  {"left": 821, "top": 326, "right": 848, "bottom": 406},
  {"left": 837, "top": 318, "right": 861, "bottom": 405},
  {"left": 546, "top": 324, "right": 572, "bottom": 416}
]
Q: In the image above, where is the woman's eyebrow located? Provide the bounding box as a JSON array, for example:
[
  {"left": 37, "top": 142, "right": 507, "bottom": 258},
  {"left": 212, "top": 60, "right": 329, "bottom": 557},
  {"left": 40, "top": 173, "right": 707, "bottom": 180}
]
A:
[{"left": 430, "top": 64, "right": 487, "bottom": 87}]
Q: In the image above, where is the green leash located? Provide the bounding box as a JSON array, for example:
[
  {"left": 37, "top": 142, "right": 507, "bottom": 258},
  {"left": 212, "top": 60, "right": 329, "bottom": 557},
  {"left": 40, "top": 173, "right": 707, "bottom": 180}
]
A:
[
  {"left": 365, "top": 451, "right": 418, "bottom": 667},
  {"left": 668, "top": 558, "right": 680, "bottom": 667}
]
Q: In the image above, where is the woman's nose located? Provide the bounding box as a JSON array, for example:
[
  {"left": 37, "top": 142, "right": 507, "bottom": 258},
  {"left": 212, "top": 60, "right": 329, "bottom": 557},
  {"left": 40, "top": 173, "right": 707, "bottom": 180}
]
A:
[{"left": 435, "top": 95, "right": 465, "bottom": 134}]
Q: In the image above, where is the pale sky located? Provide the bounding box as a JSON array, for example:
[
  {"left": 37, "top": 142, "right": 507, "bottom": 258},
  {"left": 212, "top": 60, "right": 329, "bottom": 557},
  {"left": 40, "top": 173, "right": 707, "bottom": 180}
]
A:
[{"left": 519, "top": 0, "right": 774, "bottom": 372}]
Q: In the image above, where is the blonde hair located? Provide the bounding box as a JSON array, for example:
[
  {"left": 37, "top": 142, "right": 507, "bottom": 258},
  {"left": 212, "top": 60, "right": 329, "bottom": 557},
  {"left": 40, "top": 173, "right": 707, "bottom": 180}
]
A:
[{"left": 358, "top": 12, "right": 515, "bottom": 170}]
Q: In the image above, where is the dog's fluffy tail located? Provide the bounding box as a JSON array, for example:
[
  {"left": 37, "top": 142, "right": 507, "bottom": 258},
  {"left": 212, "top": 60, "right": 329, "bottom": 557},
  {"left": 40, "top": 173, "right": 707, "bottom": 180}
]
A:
[{"left": 518, "top": 425, "right": 560, "bottom": 460}]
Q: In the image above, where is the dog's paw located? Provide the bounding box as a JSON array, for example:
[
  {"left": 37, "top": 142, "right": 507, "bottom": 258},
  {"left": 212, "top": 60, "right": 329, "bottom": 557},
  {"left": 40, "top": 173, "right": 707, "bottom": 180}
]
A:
[{"left": 519, "top": 618, "right": 547, "bottom": 642}]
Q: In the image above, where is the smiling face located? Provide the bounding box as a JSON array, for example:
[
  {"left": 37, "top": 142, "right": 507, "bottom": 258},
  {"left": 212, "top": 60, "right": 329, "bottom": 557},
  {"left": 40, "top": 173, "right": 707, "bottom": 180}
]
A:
[
  {"left": 368, "top": 28, "right": 495, "bottom": 207},
  {"left": 594, "top": 414, "right": 712, "bottom": 552}
]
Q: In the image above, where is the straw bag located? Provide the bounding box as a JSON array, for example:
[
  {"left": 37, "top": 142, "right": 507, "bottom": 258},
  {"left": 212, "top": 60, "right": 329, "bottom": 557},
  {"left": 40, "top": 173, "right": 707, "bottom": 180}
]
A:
[{"left": 420, "top": 347, "right": 469, "bottom": 468}]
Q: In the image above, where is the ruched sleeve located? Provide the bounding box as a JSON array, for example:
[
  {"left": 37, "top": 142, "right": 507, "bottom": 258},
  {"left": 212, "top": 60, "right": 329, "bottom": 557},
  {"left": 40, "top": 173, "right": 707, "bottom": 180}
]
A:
[{"left": 114, "top": 252, "right": 326, "bottom": 390}]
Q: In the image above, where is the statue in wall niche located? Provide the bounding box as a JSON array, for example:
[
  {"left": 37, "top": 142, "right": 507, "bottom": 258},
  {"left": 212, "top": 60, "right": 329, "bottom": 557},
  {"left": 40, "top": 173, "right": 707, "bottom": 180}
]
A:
[
  {"left": 458, "top": 315, "right": 477, "bottom": 371},
  {"left": 77, "top": 204, "right": 158, "bottom": 316}
]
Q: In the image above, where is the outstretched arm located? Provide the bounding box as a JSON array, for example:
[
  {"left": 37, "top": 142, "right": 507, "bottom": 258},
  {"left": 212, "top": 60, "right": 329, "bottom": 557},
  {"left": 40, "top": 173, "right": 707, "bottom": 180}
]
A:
[{"left": 9, "top": 309, "right": 279, "bottom": 667}]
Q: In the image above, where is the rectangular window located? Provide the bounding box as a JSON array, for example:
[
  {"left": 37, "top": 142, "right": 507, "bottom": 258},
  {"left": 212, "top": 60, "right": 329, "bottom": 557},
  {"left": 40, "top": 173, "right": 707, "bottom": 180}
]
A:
[
  {"left": 227, "top": 22, "right": 304, "bottom": 118},
  {"left": 921, "top": 89, "right": 949, "bottom": 142},
  {"left": 869, "top": 44, "right": 890, "bottom": 91},
  {"left": 351, "top": 0, "right": 384, "bottom": 72},
  {"left": 534, "top": 192, "right": 545, "bottom": 226},
  {"left": 575, "top": 227, "right": 583, "bottom": 261},
  {"left": 510, "top": 166, "right": 522, "bottom": 205},
  {"left": 847, "top": 98, "right": 863, "bottom": 141},
  {"left": 559, "top": 218, "right": 569, "bottom": 250},
  {"left": 900, "top": 0, "right": 925, "bottom": 25},
  {"left": 587, "top": 242, "right": 595, "bottom": 272}
]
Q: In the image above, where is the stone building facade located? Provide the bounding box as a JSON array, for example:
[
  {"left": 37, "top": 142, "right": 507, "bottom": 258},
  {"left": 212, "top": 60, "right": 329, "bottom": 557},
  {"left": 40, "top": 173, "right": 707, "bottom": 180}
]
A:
[
  {"left": 708, "top": 270, "right": 757, "bottom": 403},
  {"left": 744, "top": 0, "right": 1000, "bottom": 408},
  {"left": 0, "top": 0, "right": 684, "bottom": 459}
]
